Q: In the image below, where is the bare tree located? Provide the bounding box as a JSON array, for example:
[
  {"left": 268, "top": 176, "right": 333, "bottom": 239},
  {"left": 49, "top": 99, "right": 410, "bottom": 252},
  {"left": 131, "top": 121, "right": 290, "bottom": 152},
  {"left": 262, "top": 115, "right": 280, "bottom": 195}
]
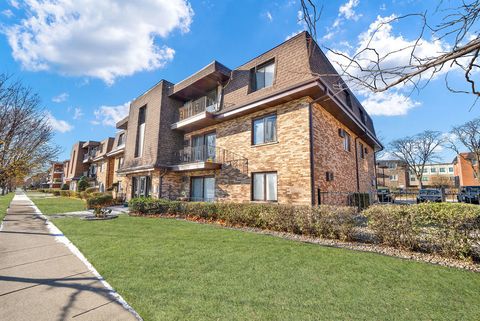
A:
[
  {"left": 430, "top": 174, "right": 455, "bottom": 189},
  {"left": 0, "top": 74, "right": 60, "bottom": 194},
  {"left": 389, "top": 131, "right": 444, "bottom": 188},
  {"left": 446, "top": 117, "right": 480, "bottom": 183},
  {"left": 300, "top": 0, "right": 480, "bottom": 101}
]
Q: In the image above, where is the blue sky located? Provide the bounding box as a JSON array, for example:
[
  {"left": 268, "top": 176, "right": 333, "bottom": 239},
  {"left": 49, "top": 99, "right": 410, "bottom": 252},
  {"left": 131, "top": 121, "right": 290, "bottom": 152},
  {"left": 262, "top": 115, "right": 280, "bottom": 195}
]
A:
[{"left": 0, "top": 0, "right": 476, "bottom": 161}]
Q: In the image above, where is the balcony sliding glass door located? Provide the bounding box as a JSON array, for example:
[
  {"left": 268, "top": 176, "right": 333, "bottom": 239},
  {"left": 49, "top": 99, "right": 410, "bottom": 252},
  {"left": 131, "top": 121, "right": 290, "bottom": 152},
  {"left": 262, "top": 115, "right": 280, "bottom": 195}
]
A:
[{"left": 192, "top": 132, "right": 216, "bottom": 162}]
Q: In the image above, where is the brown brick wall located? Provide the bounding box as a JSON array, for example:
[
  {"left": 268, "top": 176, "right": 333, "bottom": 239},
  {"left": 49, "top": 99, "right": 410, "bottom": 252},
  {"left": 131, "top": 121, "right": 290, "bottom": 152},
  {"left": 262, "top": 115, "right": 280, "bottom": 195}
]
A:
[
  {"left": 122, "top": 80, "right": 183, "bottom": 172},
  {"left": 156, "top": 98, "right": 313, "bottom": 205},
  {"left": 311, "top": 102, "right": 376, "bottom": 205},
  {"left": 65, "top": 142, "right": 88, "bottom": 180}
]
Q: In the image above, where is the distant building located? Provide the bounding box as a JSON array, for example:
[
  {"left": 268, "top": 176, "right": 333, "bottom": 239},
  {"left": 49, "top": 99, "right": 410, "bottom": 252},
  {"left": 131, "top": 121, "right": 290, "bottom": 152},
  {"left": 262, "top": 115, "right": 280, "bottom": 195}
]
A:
[
  {"left": 453, "top": 153, "right": 480, "bottom": 186},
  {"left": 47, "top": 162, "right": 64, "bottom": 188},
  {"left": 376, "top": 160, "right": 409, "bottom": 189},
  {"left": 409, "top": 163, "right": 455, "bottom": 188},
  {"left": 376, "top": 160, "right": 456, "bottom": 189}
]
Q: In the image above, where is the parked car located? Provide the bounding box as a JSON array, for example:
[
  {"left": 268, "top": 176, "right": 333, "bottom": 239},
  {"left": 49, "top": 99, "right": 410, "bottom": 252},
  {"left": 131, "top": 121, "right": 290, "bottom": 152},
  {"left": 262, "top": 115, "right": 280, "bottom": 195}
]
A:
[
  {"left": 417, "top": 189, "right": 445, "bottom": 203},
  {"left": 377, "top": 188, "right": 394, "bottom": 203},
  {"left": 457, "top": 186, "right": 480, "bottom": 204}
]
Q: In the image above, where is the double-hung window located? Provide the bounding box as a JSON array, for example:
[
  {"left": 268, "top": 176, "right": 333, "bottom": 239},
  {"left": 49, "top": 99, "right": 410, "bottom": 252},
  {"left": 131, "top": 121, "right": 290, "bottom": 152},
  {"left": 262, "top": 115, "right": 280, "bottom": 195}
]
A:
[
  {"left": 253, "top": 114, "right": 277, "bottom": 145},
  {"left": 252, "top": 172, "right": 277, "bottom": 202},
  {"left": 253, "top": 60, "right": 275, "bottom": 91}
]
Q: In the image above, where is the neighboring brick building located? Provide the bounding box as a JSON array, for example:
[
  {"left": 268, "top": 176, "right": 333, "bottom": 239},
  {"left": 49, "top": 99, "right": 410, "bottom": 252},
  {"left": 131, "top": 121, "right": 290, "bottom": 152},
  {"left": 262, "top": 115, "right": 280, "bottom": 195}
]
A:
[
  {"left": 47, "top": 162, "right": 64, "bottom": 189},
  {"left": 375, "top": 160, "right": 409, "bottom": 189},
  {"left": 91, "top": 137, "right": 115, "bottom": 192},
  {"left": 64, "top": 141, "right": 89, "bottom": 191},
  {"left": 106, "top": 129, "right": 127, "bottom": 200},
  {"left": 453, "top": 153, "right": 480, "bottom": 186},
  {"left": 113, "top": 31, "right": 381, "bottom": 205}
]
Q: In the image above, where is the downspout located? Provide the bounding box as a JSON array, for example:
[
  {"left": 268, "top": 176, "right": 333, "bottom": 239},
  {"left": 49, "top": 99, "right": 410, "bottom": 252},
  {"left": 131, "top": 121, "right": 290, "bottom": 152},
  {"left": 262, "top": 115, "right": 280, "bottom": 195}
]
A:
[{"left": 354, "top": 137, "right": 360, "bottom": 193}]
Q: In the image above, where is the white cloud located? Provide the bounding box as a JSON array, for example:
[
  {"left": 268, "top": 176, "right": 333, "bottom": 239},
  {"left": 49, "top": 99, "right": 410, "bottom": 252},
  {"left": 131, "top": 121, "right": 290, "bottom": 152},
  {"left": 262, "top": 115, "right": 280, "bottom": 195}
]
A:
[
  {"left": 361, "top": 91, "right": 421, "bottom": 116},
  {"left": 93, "top": 101, "right": 130, "bottom": 127},
  {"left": 52, "top": 92, "right": 69, "bottom": 103},
  {"left": 322, "top": 0, "right": 362, "bottom": 41},
  {"left": 266, "top": 11, "right": 273, "bottom": 22},
  {"left": 9, "top": 0, "right": 19, "bottom": 9},
  {"left": 326, "top": 14, "right": 452, "bottom": 116},
  {"left": 5, "top": 0, "right": 193, "bottom": 85},
  {"left": 46, "top": 112, "right": 73, "bottom": 133},
  {"left": 73, "top": 107, "right": 83, "bottom": 120},
  {"left": 339, "top": 0, "right": 362, "bottom": 21},
  {"left": 328, "top": 14, "right": 449, "bottom": 86},
  {"left": 285, "top": 30, "right": 303, "bottom": 41},
  {"left": 2, "top": 9, "right": 14, "bottom": 18}
]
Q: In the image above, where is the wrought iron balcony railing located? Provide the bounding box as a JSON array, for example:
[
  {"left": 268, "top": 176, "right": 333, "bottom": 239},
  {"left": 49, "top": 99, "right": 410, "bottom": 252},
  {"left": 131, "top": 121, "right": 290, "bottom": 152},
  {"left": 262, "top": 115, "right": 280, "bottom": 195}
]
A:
[{"left": 177, "top": 144, "right": 248, "bottom": 174}]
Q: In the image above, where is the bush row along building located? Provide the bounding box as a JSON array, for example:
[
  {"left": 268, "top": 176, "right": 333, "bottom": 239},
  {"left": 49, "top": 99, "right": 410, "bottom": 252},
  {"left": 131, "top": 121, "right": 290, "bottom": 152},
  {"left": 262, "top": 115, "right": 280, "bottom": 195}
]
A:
[
  {"left": 376, "top": 152, "right": 479, "bottom": 190},
  {"left": 52, "top": 32, "right": 383, "bottom": 205}
]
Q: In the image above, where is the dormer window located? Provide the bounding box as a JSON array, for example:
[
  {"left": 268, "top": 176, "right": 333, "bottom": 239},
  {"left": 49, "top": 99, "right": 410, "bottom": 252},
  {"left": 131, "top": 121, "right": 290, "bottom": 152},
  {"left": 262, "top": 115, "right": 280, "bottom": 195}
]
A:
[
  {"left": 118, "top": 133, "right": 125, "bottom": 146},
  {"left": 252, "top": 59, "right": 275, "bottom": 91}
]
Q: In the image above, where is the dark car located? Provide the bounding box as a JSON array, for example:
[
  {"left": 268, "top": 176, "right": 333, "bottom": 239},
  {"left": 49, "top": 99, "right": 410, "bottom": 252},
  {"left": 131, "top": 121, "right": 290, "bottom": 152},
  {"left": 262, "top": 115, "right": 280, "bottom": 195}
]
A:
[
  {"left": 417, "top": 189, "right": 445, "bottom": 203},
  {"left": 377, "top": 188, "right": 394, "bottom": 203},
  {"left": 457, "top": 186, "right": 480, "bottom": 204}
]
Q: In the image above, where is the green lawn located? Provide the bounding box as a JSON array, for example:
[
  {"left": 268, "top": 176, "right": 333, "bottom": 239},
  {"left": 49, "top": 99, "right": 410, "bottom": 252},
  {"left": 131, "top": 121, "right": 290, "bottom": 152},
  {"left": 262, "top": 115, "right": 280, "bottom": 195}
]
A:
[
  {"left": 51, "top": 215, "right": 480, "bottom": 321},
  {"left": 0, "top": 193, "right": 15, "bottom": 221},
  {"left": 27, "top": 192, "right": 86, "bottom": 215}
]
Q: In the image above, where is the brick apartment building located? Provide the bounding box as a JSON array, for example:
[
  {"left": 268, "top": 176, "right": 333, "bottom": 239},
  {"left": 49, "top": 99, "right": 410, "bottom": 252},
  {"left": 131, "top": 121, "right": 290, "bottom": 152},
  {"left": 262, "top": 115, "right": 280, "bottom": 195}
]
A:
[
  {"left": 376, "top": 160, "right": 458, "bottom": 189},
  {"left": 64, "top": 32, "right": 382, "bottom": 205},
  {"left": 112, "top": 31, "right": 381, "bottom": 205},
  {"left": 453, "top": 153, "right": 480, "bottom": 186},
  {"left": 376, "top": 160, "right": 409, "bottom": 189},
  {"left": 106, "top": 130, "right": 127, "bottom": 200},
  {"left": 47, "top": 162, "right": 64, "bottom": 189}
]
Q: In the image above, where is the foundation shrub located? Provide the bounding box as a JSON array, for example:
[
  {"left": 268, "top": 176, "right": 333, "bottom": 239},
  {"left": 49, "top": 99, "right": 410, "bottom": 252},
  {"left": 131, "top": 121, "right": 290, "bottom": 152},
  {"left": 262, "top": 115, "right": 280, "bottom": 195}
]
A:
[
  {"left": 128, "top": 198, "right": 357, "bottom": 241},
  {"left": 87, "top": 194, "right": 113, "bottom": 209},
  {"left": 85, "top": 187, "right": 99, "bottom": 194},
  {"left": 364, "top": 203, "right": 480, "bottom": 260}
]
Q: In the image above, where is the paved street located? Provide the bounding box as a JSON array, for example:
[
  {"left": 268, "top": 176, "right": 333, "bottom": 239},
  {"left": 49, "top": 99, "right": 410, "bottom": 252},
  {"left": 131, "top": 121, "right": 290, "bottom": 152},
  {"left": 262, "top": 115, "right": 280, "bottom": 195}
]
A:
[{"left": 0, "top": 192, "right": 138, "bottom": 321}]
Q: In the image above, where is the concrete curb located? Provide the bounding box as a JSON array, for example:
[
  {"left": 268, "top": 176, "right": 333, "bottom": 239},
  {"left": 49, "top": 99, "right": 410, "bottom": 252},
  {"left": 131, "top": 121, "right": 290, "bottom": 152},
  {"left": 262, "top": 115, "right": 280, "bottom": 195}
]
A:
[{"left": 22, "top": 193, "right": 143, "bottom": 321}]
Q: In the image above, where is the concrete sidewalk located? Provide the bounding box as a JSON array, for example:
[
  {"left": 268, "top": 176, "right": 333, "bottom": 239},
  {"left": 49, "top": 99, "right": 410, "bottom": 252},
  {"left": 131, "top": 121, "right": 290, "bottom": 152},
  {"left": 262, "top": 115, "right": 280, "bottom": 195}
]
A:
[{"left": 0, "top": 192, "right": 139, "bottom": 321}]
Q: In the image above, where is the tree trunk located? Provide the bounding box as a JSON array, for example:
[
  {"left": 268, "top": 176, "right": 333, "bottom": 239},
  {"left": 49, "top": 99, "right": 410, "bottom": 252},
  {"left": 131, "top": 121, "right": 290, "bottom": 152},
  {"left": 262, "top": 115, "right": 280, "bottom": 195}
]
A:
[{"left": 417, "top": 175, "right": 423, "bottom": 189}]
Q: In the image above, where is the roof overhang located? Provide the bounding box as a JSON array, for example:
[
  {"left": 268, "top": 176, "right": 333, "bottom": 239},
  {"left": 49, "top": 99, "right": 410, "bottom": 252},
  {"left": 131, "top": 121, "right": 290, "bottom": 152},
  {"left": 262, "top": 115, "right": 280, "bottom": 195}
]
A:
[
  {"left": 116, "top": 117, "right": 128, "bottom": 130},
  {"left": 106, "top": 147, "right": 125, "bottom": 157},
  {"left": 116, "top": 164, "right": 155, "bottom": 175},
  {"left": 169, "top": 61, "right": 231, "bottom": 101},
  {"left": 82, "top": 141, "right": 100, "bottom": 148}
]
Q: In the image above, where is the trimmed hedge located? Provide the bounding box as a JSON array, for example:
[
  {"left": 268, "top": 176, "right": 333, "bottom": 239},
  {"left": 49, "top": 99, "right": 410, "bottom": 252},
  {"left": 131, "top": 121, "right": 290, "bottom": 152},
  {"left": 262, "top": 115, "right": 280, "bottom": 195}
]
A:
[
  {"left": 129, "top": 198, "right": 357, "bottom": 241},
  {"left": 85, "top": 187, "right": 99, "bottom": 194},
  {"left": 87, "top": 194, "right": 113, "bottom": 209},
  {"left": 129, "top": 198, "right": 480, "bottom": 261},
  {"left": 364, "top": 203, "right": 480, "bottom": 260}
]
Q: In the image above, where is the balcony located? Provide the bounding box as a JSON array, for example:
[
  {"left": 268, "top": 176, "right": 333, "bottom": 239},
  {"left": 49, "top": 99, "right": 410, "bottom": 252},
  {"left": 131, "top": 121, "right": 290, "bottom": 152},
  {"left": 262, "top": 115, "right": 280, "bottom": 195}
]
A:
[
  {"left": 170, "top": 144, "right": 248, "bottom": 173},
  {"left": 172, "top": 96, "right": 218, "bottom": 131}
]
